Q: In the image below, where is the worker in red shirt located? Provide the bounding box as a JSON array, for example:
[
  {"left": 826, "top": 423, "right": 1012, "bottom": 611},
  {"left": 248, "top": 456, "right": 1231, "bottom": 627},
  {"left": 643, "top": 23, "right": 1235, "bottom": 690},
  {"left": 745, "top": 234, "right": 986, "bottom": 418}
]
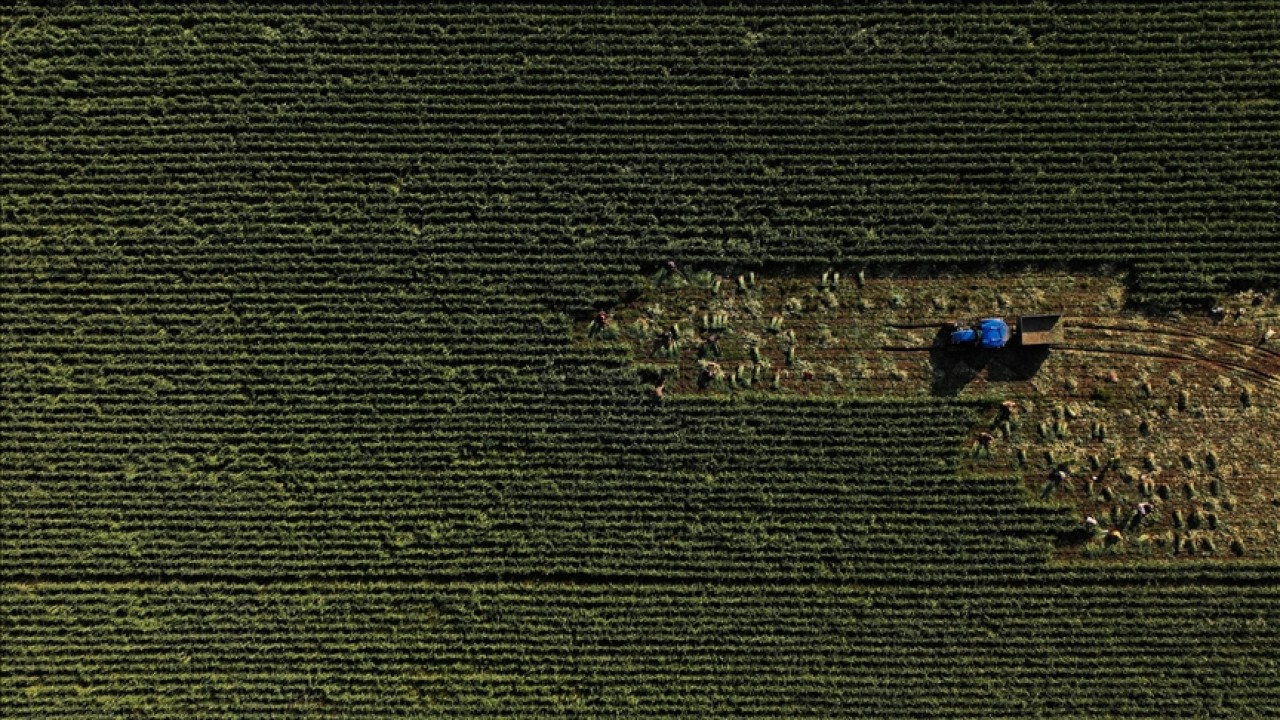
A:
[{"left": 588, "top": 310, "right": 609, "bottom": 338}]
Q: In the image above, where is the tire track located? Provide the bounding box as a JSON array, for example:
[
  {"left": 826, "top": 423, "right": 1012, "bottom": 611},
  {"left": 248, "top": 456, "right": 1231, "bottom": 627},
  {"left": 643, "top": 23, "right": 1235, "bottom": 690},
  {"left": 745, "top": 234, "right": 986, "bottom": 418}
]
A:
[
  {"left": 882, "top": 317, "right": 1280, "bottom": 385},
  {"left": 1070, "top": 319, "right": 1280, "bottom": 361},
  {"left": 1054, "top": 344, "right": 1279, "bottom": 385},
  {"left": 1066, "top": 318, "right": 1279, "bottom": 384}
]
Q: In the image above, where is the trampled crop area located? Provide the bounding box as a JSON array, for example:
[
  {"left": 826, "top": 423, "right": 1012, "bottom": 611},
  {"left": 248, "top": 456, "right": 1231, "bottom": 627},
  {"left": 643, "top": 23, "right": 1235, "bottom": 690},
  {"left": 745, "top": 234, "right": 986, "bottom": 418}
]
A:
[{"left": 3, "top": 2, "right": 1279, "bottom": 718}]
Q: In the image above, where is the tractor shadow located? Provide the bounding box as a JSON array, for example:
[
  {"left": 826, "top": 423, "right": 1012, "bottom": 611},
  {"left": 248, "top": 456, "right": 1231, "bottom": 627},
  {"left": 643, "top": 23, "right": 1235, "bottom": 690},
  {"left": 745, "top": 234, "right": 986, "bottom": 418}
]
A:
[{"left": 928, "top": 328, "right": 1051, "bottom": 396}]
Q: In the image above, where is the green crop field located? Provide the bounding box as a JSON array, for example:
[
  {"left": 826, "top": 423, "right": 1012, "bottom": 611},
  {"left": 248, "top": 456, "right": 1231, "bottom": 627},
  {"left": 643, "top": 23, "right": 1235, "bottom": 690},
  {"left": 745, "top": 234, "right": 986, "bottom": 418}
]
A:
[{"left": 3, "top": 2, "right": 1279, "bottom": 718}]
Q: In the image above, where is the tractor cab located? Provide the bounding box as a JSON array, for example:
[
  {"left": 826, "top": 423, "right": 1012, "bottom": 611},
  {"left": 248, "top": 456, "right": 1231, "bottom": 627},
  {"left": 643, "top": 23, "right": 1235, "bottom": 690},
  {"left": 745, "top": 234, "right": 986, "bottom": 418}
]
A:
[
  {"left": 979, "top": 318, "right": 1010, "bottom": 349},
  {"left": 950, "top": 318, "right": 1011, "bottom": 349}
]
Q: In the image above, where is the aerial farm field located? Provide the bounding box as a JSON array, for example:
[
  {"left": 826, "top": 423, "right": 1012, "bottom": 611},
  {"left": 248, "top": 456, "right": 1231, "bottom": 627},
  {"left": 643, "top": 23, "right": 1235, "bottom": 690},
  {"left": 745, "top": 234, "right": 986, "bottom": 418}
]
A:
[{"left": 3, "top": 2, "right": 1279, "bottom": 718}]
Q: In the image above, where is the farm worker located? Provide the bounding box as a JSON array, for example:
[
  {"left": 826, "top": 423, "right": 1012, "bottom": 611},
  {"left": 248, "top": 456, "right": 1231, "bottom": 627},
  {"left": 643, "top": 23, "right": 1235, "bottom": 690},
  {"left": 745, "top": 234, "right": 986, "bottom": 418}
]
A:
[
  {"left": 1084, "top": 515, "right": 1098, "bottom": 527},
  {"left": 1051, "top": 469, "right": 1067, "bottom": 484},
  {"left": 1137, "top": 502, "right": 1154, "bottom": 516},
  {"left": 1262, "top": 328, "right": 1275, "bottom": 346},
  {"left": 1001, "top": 400, "right": 1018, "bottom": 415},
  {"left": 700, "top": 334, "right": 722, "bottom": 359},
  {"left": 658, "top": 260, "right": 688, "bottom": 283},
  {"left": 650, "top": 325, "right": 679, "bottom": 357},
  {"left": 588, "top": 310, "right": 609, "bottom": 338},
  {"left": 973, "top": 431, "right": 995, "bottom": 459},
  {"left": 654, "top": 382, "right": 665, "bottom": 400},
  {"left": 664, "top": 324, "right": 681, "bottom": 347}
]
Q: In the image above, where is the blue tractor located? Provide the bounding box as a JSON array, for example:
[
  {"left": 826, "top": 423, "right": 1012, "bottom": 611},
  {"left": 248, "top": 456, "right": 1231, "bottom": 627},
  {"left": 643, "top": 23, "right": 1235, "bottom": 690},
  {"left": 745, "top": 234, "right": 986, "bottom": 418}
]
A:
[
  {"left": 950, "top": 318, "right": 1012, "bottom": 349},
  {"left": 949, "top": 315, "right": 1061, "bottom": 350}
]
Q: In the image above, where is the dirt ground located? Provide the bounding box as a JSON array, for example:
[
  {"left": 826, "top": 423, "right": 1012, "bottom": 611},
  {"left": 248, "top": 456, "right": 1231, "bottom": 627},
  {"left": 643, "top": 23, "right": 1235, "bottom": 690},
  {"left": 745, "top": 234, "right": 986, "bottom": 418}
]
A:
[{"left": 585, "top": 268, "right": 1280, "bottom": 562}]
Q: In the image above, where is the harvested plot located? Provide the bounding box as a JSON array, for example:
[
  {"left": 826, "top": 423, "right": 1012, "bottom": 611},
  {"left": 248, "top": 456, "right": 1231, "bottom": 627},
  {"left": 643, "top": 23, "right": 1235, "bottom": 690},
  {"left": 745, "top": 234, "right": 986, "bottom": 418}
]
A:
[{"left": 596, "top": 270, "right": 1279, "bottom": 560}]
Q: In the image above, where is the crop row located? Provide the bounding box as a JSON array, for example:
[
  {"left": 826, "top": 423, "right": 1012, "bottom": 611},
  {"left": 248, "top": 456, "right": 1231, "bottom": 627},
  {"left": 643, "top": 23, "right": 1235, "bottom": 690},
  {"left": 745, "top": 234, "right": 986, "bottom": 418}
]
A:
[
  {"left": 4, "top": 391, "right": 1068, "bottom": 579},
  {"left": 4, "top": 580, "right": 1278, "bottom": 719},
  {"left": 5, "top": 2, "right": 1277, "bottom": 308}
]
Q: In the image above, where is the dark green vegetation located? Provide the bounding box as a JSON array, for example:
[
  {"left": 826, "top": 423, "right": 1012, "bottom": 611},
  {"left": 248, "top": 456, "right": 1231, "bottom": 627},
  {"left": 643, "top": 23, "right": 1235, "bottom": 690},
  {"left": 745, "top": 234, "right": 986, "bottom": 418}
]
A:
[
  {"left": 3, "top": 2, "right": 1278, "bottom": 717},
  {"left": 4, "top": 393, "right": 1073, "bottom": 580},
  {"left": 6, "top": 581, "right": 1280, "bottom": 718}
]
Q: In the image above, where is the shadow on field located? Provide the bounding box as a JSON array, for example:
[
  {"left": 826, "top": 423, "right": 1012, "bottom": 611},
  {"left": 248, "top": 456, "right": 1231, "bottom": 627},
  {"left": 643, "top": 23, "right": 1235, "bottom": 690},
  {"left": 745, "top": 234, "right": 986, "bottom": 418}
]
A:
[{"left": 928, "top": 328, "right": 1051, "bottom": 396}]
